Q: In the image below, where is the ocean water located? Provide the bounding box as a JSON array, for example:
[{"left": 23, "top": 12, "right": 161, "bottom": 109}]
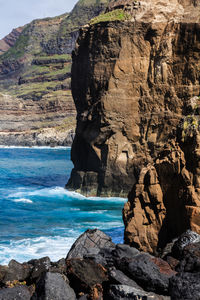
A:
[{"left": 0, "top": 147, "right": 126, "bottom": 265}]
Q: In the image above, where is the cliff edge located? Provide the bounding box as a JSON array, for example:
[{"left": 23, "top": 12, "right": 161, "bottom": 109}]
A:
[{"left": 67, "top": 0, "right": 200, "bottom": 251}]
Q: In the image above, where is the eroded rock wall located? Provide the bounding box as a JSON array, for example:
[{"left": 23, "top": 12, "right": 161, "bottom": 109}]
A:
[{"left": 67, "top": 0, "right": 200, "bottom": 250}]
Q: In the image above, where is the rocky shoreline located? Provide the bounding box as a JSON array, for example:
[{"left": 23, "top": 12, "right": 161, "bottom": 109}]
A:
[{"left": 0, "top": 229, "right": 200, "bottom": 299}]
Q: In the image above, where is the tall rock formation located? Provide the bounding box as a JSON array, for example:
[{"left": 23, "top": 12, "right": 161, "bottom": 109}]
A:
[{"left": 67, "top": 0, "right": 200, "bottom": 251}]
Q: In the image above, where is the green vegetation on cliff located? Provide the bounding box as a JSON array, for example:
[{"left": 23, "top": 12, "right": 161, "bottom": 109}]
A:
[
  {"left": 0, "top": 0, "right": 112, "bottom": 145},
  {"left": 90, "top": 9, "right": 130, "bottom": 24},
  {"left": 0, "top": 0, "right": 111, "bottom": 100}
]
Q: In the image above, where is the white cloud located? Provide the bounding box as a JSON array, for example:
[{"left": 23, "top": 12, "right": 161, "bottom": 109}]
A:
[{"left": 0, "top": 0, "right": 78, "bottom": 39}]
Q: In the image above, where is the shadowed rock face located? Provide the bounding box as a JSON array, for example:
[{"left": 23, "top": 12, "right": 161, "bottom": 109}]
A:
[{"left": 67, "top": 0, "right": 200, "bottom": 251}]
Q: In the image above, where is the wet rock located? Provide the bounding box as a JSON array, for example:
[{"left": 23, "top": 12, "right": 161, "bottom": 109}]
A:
[
  {"left": 0, "top": 285, "right": 31, "bottom": 300},
  {"left": 28, "top": 257, "right": 51, "bottom": 281},
  {"left": 172, "top": 230, "right": 200, "bottom": 258},
  {"left": 32, "top": 272, "right": 76, "bottom": 300},
  {"left": 3, "top": 260, "right": 32, "bottom": 283},
  {"left": 66, "top": 258, "right": 108, "bottom": 294},
  {"left": 169, "top": 272, "right": 200, "bottom": 299},
  {"left": 108, "top": 285, "right": 170, "bottom": 300},
  {"left": 67, "top": 229, "right": 115, "bottom": 259},
  {"left": 116, "top": 254, "right": 172, "bottom": 294}
]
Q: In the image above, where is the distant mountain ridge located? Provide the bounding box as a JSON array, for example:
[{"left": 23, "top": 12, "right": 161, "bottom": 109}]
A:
[
  {"left": 0, "top": 27, "right": 24, "bottom": 55},
  {"left": 0, "top": 0, "right": 110, "bottom": 146}
]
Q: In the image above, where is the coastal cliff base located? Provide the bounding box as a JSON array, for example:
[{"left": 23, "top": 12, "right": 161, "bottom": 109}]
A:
[{"left": 0, "top": 229, "right": 200, "bottom": 299}]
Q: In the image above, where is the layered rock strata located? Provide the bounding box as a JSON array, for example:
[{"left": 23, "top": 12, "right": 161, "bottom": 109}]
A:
[
  {"left": 0, "top": 27, "right": 24, "bottom": 55},
  {"left": 67, "top": 0, "right": 200, "bottom": 250}
]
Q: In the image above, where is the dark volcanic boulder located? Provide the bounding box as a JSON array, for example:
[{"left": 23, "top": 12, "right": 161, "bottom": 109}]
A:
[
  {"left": 67, "top": 229, "right": 115, "bottom": 259},
  {"left": 0, "top": 285, "right": 31, "bottom": 300},
  {"left": 28, "top": 257, "right": 51, "bottom": 281},
  {"left": 116, "top": 254, "right": 173, "bottom": 294},
  {"left": 172, "top": 230, "right": 200, "bottom": 258},
  {"left": 32, "top": 272, "right": 76, "bottom": 300},
  {"left": 176, "top": 242, "right": 200, "bottom": 273},
  {"left": 84, "top": 246, "right": 115, "bottom": 267},
  {"left": 113, "top": 244, "right": 139, "bottom": 260},
  {"left": 3, "top": 260, "right": 32, "bottom": 283},
  {"left": 49, "top": 258, "right": 67, "bottom": 274},
  {"left": 108, "top": 285, "right": 170, "bottom": 300},
  {"left": 169, "top": 272, "right": 200, "bottom": 300},
  {"left": 66, "top": 258, "right": 108, "bottom": 294},
  {"left": 108, "top": 268, "right": 142, "bottom": 289}
]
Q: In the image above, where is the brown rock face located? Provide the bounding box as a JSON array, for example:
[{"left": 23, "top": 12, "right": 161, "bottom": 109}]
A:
[
  {"left": 67, "top": 0, "right": 200, "bottom": 250},
  {"left": 0, "top": 27, "right": 24, "bottom": 55}
]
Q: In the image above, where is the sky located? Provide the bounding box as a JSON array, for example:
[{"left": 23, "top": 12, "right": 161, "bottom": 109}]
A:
[{"left": 0, "top": 0, "right": 78, "bottom": 39}]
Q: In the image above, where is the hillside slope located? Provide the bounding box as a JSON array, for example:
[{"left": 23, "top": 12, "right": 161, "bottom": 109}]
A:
[{"left": 0, "top": 0, "right": 110, "bottom": 146}]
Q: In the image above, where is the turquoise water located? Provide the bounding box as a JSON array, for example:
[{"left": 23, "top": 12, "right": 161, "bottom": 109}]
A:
[{"left": 0, "top": 147, "right": 126, "bottom": 264}]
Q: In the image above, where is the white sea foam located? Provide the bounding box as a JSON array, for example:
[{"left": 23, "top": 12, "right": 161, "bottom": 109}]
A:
[
  {"left": 0, "top": 235, "right": 78, "bottom": 265},
  {"left": 8, "top": 186, "right": 127, "bottom": 202},
  {"left": 12, "top": 198, "right": 33, "bottom": 204},
  {"left": 0, "top": 145, "right": 71, "bottom": 149}
]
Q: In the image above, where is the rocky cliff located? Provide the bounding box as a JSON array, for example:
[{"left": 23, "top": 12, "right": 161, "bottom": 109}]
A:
[
  {"left": 0, "top": 0, "right": 110, "bottom": 146},
  {"left": 0, "top": 27, "right": 24, "bottom": 55},
  {"left": 67, "top": 0, "right": 200, "bottom": 252}
]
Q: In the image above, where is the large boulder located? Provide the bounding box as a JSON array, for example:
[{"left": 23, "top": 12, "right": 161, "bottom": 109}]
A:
[
  {"left": 108, "top": 268, "right": 142, "bottom": 289},
  {"left": 32, "top": 272, "right": 76, "bottom": 300},
  {"left": 169, "top": 272, "right": 200, "bottom": 300},
  {"left": 115, "top": 253, "right": 174, "bottom": 294},
  {"left": 67, "top": 229, "right": 115, "bottom": 259},
  {"left": 108, "top": 285, "right": 170, "bottom": 300},
  {"left": 28, "top": 257, "right": 51, "bottom": 281},
  {"left": 176, "top": 242, "right": 200, "bottom": 273},
  {"left": 3, "top": 260, "right": 32, "bottom": 283},
  {"left": 172, "top": 230, "right": 200, "bottom": 258},
  {"left": 0, "top": 285, "right": 31, "bottom": 300},
  {"left": 66, "top": 258, "right": 108, "bottom": 295}
]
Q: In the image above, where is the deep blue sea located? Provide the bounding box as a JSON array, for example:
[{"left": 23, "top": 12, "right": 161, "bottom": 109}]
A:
[{"left": 0, "top": 147, "right": 126, "bottom": 265}]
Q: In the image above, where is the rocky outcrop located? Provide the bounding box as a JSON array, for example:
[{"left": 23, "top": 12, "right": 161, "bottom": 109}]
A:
[
  {"left": 1, "top": 229, "right": 200, "bottom": 299},
  {"left": 0, "top": 92, "right": 75, "bottom": 146},
  {"left": 67, "top": 0, "right": 200, "bottom": 250},
  {"left": 0, "top": 27, "right": 24, "bottom": 55}
]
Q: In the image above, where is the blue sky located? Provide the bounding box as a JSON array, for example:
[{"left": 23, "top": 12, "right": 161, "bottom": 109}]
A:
[{"left": 0, "top": 0, "right": 78, "bottom": 39}]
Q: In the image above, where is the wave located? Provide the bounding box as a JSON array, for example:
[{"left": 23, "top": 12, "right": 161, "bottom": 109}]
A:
[
  {"left": 12, "top": 198, "right": 33, "bottom": 204},
  {"left": 8, "top": 187, "right": 127, "bottom": 204},
  {"left": 0, "top": 146, "right": 71, "bottom": 149},
  {"left": 0, "top": 235, "right": 77, "bottom": 265}
]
